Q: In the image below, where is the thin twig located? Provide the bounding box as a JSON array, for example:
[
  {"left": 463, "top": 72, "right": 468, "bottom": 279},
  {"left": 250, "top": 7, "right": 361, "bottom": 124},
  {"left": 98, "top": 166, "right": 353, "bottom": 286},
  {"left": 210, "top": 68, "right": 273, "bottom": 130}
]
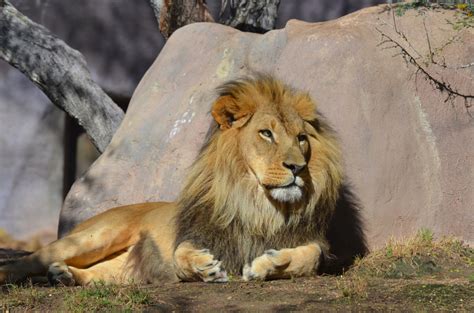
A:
[
  {"left": 379, "top": 18, "right": 422, "bottom": 59},
  {"left": 375, "top": 26, "right": 474, "bottom": 117},
  {"left": 389, "top": 1, "right": 399, "bottom": 34},
  {"left": 423, "top": 18, "right": 434, "bottom": 63}
]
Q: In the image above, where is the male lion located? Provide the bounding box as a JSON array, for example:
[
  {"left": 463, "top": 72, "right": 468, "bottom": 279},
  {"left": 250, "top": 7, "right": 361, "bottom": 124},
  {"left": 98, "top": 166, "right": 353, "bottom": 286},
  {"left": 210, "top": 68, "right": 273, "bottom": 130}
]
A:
[{"left": 0, "top": 75, "right": 366, "bottom": 285}]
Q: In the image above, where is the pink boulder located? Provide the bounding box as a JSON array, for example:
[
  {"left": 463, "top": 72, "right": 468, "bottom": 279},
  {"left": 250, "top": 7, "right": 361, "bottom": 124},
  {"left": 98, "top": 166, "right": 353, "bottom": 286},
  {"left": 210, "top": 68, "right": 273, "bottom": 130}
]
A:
[{"left": 61, "top": 6, "right": 474, "bottom": 248}]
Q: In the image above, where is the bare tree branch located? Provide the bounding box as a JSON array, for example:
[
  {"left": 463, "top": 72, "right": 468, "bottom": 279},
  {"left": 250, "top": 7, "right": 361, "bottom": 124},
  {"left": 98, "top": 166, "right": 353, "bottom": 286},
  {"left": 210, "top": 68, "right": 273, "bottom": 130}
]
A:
[
  {"left": 0, "top": 0, "right": 124, "bottom": 152},
  {"left": 149, "top": 0, "right": 214, "bottom": 39},
  {"left": 223, "top": 0, "right": 281, "bottom": 33},
  {"left": 375, "top": 25, "right": 474, "bottom": 117}
]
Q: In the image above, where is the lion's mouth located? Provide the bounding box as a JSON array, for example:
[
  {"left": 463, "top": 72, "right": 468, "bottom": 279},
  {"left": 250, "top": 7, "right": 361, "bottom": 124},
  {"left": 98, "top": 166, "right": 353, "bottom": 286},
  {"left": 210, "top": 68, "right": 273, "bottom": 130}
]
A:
[
  {"left": 265, "top": 176, "right": 305, "bottom": 190},
  {"left": 265, "top": 177, "right": 304, "bottom": 203},
  {"left": 267, "top": 182, "right": 297, "bottom": 190}
]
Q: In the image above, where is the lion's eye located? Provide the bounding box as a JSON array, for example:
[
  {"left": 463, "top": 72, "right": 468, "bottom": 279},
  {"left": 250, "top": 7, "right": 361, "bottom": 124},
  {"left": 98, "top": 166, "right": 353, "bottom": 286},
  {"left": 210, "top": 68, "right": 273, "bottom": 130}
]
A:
[
  {"left": 297, "top": 134, "right": 307, "bottom": 143},
  {"left": 259, "top": 129, "right": 273, "bottom": 140}
]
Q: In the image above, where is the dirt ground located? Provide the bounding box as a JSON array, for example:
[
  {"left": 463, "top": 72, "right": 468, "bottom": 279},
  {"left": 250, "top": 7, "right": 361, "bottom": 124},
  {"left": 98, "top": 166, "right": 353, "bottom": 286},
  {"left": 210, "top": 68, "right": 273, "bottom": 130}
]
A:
[
  {"left": 1, "top": 275, "right": 473, "bottom": 312},
  {"left": 1, "top": 230, "right": 473, "bottom": 312}
]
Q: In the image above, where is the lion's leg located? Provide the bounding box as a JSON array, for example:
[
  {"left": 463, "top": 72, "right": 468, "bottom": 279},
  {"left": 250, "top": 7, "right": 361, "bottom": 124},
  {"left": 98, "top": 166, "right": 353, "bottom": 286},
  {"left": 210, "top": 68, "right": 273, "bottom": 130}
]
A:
[
  {"left": 48, "top": 250, "right": 132, "bottom": 286},
  {"left": 173, "top": 241, "right": 228, "bottom": 283},
  {"left": 0, "top": 226, "right": 139, "bottom": 284},
  {"left": 243, "top": 242, "right": 322, "bottom": 281},
  {"left": 0, "top": 232, "right": 95, "bottom": 284}
]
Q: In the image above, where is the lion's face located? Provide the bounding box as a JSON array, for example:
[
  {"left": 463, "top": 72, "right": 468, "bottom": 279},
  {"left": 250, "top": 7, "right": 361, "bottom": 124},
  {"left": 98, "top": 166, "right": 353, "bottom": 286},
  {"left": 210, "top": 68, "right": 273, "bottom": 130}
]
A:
[
  {"left": 180, "top": 76, "right": 342, "bottom": 234},
  {"left": 211, "top": 77, "right": 318, "bottom": 204},
  {"left": 238, "top": 109, "right": 310, "bottom": 203}
]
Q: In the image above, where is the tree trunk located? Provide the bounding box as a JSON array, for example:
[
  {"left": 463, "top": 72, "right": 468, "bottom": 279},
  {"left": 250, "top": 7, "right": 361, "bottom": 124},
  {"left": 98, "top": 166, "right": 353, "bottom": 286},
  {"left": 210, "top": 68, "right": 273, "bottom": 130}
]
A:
[
  {"left": 223, "top": 0, "right": 281, "bottom": 33},
  {"left": 0, "top": 0, "right": 124, "bottom": 153},
  {"left": 149, "top": 0, "right": 214, "bottom": 39}
]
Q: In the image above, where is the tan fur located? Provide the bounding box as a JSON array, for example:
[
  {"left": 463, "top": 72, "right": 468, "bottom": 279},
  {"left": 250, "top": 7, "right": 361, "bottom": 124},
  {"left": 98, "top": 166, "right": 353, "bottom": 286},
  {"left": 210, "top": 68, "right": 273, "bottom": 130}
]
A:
[
  {"left": 0, "top": 75, "right": 346, "bottom": 285},
  {"left": 243, "top": 243, "right": 322, "bottom": 280},
  {"left": 0, "top": 202, "right": 177, "bottom": 285}
]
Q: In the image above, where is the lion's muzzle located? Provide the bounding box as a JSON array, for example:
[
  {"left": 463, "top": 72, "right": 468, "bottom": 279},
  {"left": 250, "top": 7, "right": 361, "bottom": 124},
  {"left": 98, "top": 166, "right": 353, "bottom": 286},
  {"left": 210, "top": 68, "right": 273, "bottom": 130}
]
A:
[{"left": 268, "top": 176, "right": 305, "bottom": 203}]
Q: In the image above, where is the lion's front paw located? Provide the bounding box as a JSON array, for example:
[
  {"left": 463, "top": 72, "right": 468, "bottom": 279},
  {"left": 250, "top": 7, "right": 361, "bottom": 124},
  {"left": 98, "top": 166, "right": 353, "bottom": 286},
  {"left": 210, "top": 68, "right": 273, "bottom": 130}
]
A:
[
  {"left": 244, "top": 244, "right": 322, "bottom": 281},
  {"left": 194, "top": 256, "right": 228, "bottom": 283},
  {"left": 243, "top": 249, "right": 292, "bottom": 281},
  {"left": 178, "top": 248, "right": 228, "bottom": 283},
  {"left": 47, "top": 262, "right": 75, "bottom": 286}
]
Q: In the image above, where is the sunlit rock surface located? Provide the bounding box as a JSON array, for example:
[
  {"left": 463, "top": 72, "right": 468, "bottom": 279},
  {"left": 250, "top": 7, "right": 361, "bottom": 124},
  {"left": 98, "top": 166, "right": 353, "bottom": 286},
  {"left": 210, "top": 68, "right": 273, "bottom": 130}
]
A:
[{"left": 61, "top": 6, "right": 473, "bottom": 247}]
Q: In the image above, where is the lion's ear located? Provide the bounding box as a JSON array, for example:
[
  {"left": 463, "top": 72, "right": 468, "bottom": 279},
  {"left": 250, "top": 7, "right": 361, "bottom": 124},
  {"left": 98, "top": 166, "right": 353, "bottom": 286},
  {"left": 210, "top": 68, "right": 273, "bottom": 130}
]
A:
[
  {"left": 211, "top": 95, "right": 253, "bottom": 130},
  {"left": 293, "top": 93, "right": 317, "bottom": 122}
]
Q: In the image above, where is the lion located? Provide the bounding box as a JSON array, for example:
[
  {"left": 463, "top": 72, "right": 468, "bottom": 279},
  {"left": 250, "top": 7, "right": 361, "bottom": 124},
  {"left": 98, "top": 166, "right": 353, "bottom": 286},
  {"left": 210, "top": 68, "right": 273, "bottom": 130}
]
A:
[{"left": 0, "top": 75, "right": 367, "bottom": 285}]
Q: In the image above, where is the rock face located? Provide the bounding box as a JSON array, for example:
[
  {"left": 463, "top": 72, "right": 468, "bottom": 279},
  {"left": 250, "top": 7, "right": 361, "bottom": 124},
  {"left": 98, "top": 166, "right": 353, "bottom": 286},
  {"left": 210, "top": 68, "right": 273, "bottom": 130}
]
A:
[{"left": 61, "top": 6, "right": 474, "bottom": 247}]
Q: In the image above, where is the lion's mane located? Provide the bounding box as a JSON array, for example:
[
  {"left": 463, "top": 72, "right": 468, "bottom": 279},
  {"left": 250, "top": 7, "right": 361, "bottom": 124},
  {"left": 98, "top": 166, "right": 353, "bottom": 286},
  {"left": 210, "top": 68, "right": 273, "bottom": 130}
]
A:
[{"left": 174, "top": 75, "right": 367, "bottom": 274}]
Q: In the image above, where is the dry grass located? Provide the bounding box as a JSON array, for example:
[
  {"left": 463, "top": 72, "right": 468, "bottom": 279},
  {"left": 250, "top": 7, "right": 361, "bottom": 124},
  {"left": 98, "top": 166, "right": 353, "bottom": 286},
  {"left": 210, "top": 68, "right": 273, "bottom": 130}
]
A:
[
  {"left": 332, "top": 229, "right": 473, "bottom": 303},
  {"left": 63, "top": 282, "right": 151, "bottom": 312},
  {"left": 336, "top": 275, "right": 369, "bottom": 299},
  {"left": 1, "top": 282, "right": 151, "bottom": 312},
  {"left": 349, "top": 228, "right": 473, "bottom": 279}
]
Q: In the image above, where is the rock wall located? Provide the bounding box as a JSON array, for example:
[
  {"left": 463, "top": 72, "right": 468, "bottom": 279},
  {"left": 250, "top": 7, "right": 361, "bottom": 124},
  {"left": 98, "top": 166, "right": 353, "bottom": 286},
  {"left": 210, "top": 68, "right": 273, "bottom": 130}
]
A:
[{"left": 61, "top": 6, "right": 474, "bottom": 247}]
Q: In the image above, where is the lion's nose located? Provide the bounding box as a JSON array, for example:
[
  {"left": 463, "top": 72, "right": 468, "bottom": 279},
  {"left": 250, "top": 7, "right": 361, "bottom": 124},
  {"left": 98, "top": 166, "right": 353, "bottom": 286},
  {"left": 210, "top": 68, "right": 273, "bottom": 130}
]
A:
[{"left": 283, "top": 162, "right": 306, "bottom": 175}]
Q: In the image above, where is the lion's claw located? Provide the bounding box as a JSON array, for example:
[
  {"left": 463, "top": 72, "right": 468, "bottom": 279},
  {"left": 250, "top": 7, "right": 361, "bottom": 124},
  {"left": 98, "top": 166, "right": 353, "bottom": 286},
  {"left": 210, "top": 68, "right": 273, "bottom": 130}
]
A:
[
  {"left": 190, "top": 252, "right": 228, "bottom": 283},
  {"left": 196, "top": 260, "right": 219, "bottom": 271},
  {"left": 205, "top": 267, "right": 228, "bottom": 283},
  {"left": 195, "top": 259, "right": 228, "bottom": 283}
]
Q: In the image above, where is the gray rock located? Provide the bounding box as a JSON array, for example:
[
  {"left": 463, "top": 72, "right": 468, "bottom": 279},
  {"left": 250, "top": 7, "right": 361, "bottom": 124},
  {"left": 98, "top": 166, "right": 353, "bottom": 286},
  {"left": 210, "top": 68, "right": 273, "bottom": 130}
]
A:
[{"left": 60, "top": 6, "right": 474, "bottom": 246}]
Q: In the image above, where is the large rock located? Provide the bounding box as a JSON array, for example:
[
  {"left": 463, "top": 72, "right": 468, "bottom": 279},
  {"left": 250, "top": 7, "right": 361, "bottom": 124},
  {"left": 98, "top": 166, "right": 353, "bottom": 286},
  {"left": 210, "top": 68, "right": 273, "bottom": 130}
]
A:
[{"left": 61, "top": 6, "right": 474, "bottom": 247}]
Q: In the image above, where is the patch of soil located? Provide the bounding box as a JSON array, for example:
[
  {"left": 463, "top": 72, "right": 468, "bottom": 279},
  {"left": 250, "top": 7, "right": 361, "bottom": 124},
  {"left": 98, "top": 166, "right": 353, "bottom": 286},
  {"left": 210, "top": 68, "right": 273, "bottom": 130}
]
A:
[{"left": 1, "top": 276, "right": 473, "bottom": 312}]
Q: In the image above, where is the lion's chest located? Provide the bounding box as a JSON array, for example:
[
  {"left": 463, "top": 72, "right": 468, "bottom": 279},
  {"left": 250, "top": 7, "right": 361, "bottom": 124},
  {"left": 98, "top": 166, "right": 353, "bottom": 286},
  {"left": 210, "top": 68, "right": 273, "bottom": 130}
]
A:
[{"left": 208, "top": 225, "right": 315, "bottom": 275}]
